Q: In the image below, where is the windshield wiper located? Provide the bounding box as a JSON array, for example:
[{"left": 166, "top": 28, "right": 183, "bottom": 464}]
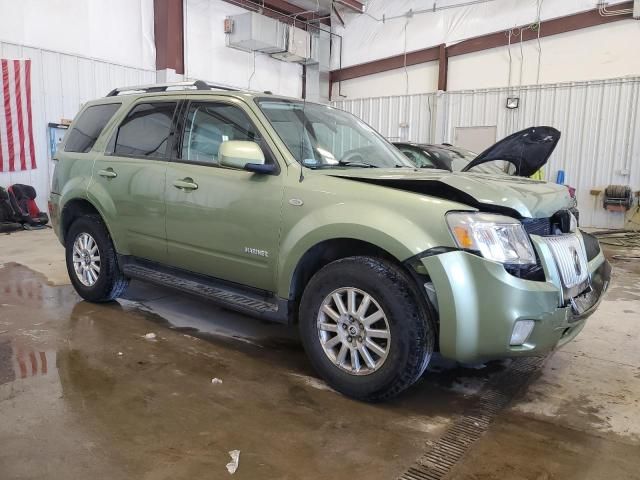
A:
[{"left": 336, "top": 160, "right": 378, "bottom": 168}]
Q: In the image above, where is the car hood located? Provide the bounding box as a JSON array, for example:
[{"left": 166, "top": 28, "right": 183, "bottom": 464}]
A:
[
  {"left": 461, "top": 126, "right": 560, "bottom": 177},
  {"left": 322, "top": 168, "right": 572, "bottom": 218}
]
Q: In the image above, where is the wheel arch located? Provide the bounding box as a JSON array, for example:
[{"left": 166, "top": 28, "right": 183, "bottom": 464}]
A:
[
  {"left": 283, "top": 237, "right": 428, "bottom": 322},
  {"left": 59, "top": 196, "right": 123, "bottom": 253},
  {"left": 60, "top": 198, "right": 102, "bottom": 242}
]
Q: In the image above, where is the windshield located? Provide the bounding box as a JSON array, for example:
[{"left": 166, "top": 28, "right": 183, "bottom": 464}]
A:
[
  {"left": 425, "top": 146, "right": 476, "bottom": 171},
  {"left": 255, "top": 98, "right": 414, "bottom": 169}
]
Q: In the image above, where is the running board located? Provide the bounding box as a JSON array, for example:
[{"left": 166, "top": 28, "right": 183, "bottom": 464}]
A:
[{"left": 121, "top": 259, "right": 289, "bottom": 323}]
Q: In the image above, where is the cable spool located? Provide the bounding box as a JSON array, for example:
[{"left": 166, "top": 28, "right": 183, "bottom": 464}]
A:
[{"left": 603, "top": 185, "right": 634, "bottom": 212}]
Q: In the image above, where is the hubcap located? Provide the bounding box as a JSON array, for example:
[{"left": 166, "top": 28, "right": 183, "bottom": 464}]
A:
[
  {"left": 317, "top": 287, "right": 391, "bottom": 376},
  {"left": 72, "top": 233, "right": 101, "bottom": 287}
]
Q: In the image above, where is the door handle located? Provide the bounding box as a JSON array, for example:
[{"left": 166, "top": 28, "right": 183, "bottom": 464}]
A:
[
  {"left": 173, "top": 178, "right": 198, "bottom": 191},
  {"left": 98, "top": 168, "right": 117, "bottom": 179}
]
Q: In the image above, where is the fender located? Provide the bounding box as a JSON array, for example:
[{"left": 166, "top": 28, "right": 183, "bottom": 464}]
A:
[{"left": 276, "top": 200, "right": 456, "bottom": 298}]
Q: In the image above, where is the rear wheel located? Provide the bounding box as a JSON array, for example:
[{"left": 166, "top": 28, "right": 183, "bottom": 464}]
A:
[
  {"left": 299, "top": 256, "right": 434, "bottom": 402},
  {"left": 65, "top": 215, "right": 129, "bottom": 302}
]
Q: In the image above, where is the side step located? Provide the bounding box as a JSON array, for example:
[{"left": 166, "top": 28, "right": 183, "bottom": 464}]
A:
[{"left": 121, "top": 260, "right": 288, "bottom": 323}]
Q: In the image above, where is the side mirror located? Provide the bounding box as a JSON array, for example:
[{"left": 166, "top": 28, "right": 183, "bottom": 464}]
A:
[{"left": 219, "top": 140, "right": 266, "bottom": 170}]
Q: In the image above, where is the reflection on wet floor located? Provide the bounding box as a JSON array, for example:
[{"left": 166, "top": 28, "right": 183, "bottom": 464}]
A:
[
  {"left": 0, "top": 263, "right": 494, "bottom": 479},
  {"left": 0, "top": 340, "right": 54, "bottom": 385}
]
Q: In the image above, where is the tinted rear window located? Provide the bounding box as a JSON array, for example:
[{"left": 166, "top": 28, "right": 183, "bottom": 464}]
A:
[
  {"left": 114, "top": 102, "right": 177, "bottom": 159},
  {"left": 64, "top": 103, "right": 121, "bottom": 153}
]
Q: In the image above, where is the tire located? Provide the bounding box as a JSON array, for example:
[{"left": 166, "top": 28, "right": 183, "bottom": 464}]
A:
[
  {"left": 299, "top": 256, "right": 435, "bottom": 402},
  {"left": 65, "top": 214, "right": 129, "bottom": 302}
]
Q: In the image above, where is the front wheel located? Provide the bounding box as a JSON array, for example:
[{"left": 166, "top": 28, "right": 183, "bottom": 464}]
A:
[
  {"left": 299, "top": 256, "right": 434, "bottom": 402},
  {"left": 65, "top": 214, "right": 129, "bottom": 302}
]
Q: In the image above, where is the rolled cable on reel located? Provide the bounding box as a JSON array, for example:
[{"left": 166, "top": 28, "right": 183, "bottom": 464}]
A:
[{"left": 603, "top": 185, "right": 634, "bottom": 212}]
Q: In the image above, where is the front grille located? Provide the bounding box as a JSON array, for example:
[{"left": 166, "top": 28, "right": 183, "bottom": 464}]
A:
[
  {"left": 522, "top": 217, "right": 551, "bottom": 236},
  {"left": 523, "top": 209, "right": 579, "bottom": 237},
  {"left": 539, "top": 234, "right": 589, "bottom": 292}
]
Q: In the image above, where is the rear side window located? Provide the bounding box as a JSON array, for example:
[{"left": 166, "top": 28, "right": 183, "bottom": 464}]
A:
[
  {"left": 64, "top": 103, "right": 121, "bottom": 153},
  {"left": 114, "top": 102, "right": 177, "bottom": 159}
]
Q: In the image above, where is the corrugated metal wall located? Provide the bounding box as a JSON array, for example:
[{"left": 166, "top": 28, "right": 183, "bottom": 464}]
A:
[
  {"left": 333, "top": 77, "right": 640, "bottom": 229},
  {"left": 0, "top": 41, "right": 156, "bottom": 209},
  {"left": 335, "top": 93, "right": 439, "bottom": 143}
]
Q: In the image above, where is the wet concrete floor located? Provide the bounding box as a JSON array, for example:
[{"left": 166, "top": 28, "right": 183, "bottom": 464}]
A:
[{"left": 1, "top": 230, "right": 639, "bottom": 479}]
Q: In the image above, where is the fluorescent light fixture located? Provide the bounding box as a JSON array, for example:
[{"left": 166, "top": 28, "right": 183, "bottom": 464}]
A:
[{"left": 506, "top": 97, "right": 520, "bottom": 109}]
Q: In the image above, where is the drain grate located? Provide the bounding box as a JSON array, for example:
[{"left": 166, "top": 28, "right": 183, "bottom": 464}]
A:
[{"left": 398, "top": 356, "right": 545, "bottom": 480}]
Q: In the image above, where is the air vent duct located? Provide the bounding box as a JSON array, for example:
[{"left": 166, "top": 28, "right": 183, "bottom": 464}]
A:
[
  {"left": 271, "top": 25, "right": 311, "bottom": 63},
  {"left": 225, "top": 12, "right": 286, "bottom": 54}
]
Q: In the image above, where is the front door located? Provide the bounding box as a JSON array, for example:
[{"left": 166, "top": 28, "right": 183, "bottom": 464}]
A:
[
  {"left": 164, "top": 99, "right": 284, "bottom": 292},
  {"left": 91, "top": 100, "right": 178, "bottom": 263}
]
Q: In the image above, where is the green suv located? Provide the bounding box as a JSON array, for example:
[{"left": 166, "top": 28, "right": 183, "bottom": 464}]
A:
[{"left": 49, "top": 81, "right": 611, "bottom": 401}]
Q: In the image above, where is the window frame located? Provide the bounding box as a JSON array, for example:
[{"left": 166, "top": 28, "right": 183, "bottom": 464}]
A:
[
  {"left": 107, "top": 100, "right": 181, "bottom": 161},
  {"left": 172, "top": 99, "right": 280, "bottom": 175},
  {"left": 64, "top": 102, "right": 122, "bottom": 154}
]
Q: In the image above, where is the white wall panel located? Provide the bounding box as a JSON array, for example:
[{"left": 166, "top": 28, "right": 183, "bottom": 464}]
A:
[
  {"left": 332, "top": 62, "right": 440, "bottom": 100},
  {"left": 333, "top": 77, "right": 640, "bottom": 229},
  {"left": 0, "top": 0, "right": 155, "bottom": 70},
  {"left": 332, "top": 20, "right": 640, "bottom": 99},
  {"left": 332, "top": 0, "right": 629, "bottom": 69},
  {"left": 0, "top": 41, "right": 156, "bottom": 209},
  {"left": 334, "top": 93, "right": 439, "bottom": 143},
  {"left": 448, "top": 21, "right": 640, "bottom": 92}
]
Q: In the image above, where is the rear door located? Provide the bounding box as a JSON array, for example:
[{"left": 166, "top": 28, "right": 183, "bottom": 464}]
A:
[
  {"left": 91, "top": 99, "right": 178, "bottom": 263},
  {"left": 164, "top": 97, "right": 284, "bottom": 292}
]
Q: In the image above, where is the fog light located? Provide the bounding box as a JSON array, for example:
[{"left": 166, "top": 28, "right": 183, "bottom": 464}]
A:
[{"left": 510, "top": 320, "right": 535, "bottom": 346}]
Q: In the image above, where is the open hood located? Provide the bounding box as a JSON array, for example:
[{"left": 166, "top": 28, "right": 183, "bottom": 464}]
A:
[{"left": 461, "top": 126, "right": 560, "bottom": 177}]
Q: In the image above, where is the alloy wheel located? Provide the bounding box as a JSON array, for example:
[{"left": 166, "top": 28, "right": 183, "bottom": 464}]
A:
[
  {"left": 72, "top": 233, "right": 101, "bottom": 287},
  {"left": 317, "top": 287, "right": 391, "bottom": 376}
]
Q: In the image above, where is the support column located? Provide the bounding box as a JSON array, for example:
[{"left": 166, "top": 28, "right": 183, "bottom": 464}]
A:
[
  {"left": 438, "top": 43, "right": 448, "bottom": 91},
  {"left": 154, "top": 0, "right": 185, "bottom": 80}
]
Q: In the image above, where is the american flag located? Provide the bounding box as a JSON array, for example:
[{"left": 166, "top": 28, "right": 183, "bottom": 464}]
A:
[{"left": 0, "top": 59, "right": 36, "bottom": 172}]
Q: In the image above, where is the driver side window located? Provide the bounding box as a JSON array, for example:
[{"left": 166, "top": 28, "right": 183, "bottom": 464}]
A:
[{"left": 180, "top": 103, "right": 260, "bottom": 166}]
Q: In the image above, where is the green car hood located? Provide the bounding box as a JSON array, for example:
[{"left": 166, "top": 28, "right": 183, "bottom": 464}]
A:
[{"left": 321, "top": 168, "right": 572, "bottom": 218}]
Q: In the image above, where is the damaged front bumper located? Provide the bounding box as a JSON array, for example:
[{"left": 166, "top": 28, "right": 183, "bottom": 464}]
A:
[{"left": 418, "top": 231, "right": 611, "bottom": 363}]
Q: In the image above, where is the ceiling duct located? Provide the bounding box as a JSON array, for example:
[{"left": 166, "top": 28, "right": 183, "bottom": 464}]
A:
[
  {"left": 271, "top": 25, "right": 311, "bottom": 63},
  {"left": 225, "top": 12, "right": 286, "bottom": 54}
]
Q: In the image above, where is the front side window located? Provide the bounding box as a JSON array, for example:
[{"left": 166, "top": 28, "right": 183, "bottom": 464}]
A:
[
  {"left": 114, "top": 102, "right": 177, "bottom": 159},
  {"left": 65, "top": 103, "right": 121, "bottom": 153},
  {"left": 255, "top": 99, "right": 413, "bottom": 169},
  {"left": 180, "top": 103, "right": 260, "bottom": 165}
]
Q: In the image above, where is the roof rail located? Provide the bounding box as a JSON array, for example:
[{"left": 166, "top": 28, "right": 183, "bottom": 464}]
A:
[{"left": 105, "top": 80, "right": 239, "bottom": 97}]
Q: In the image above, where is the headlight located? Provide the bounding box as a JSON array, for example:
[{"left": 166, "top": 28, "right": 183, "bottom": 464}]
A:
[{"left": 446, "top": 212, "right": 536, "bottom": 265}]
